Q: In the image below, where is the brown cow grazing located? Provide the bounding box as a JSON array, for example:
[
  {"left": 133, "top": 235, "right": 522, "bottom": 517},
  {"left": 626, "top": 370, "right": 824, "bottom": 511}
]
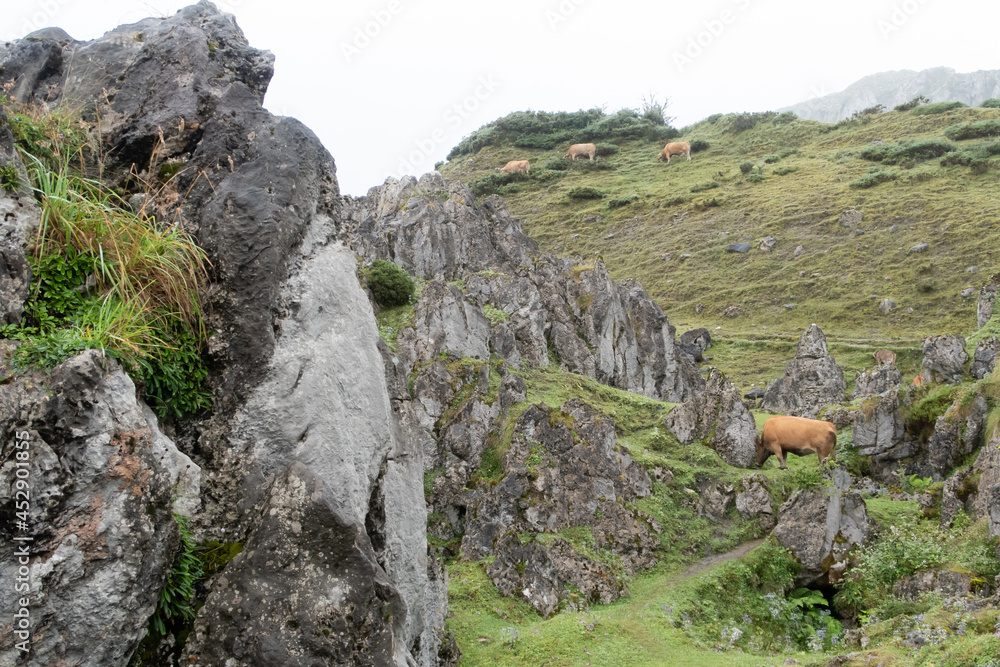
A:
[
  {"left": 755, "top": 415, "right": 837, "bottom": 470},
  {"left": 658, "top": 140, "right": 691, "bottom": 163},
  {"left": 873, "top": 349, "right": 896, "bottom": 367},
  {"left": 499, "top": 159, "right": 530, "bottom": 174},
  {"left": 564, "top": 143, "right": 596, "bottom": 161},
  {"left": 912, "top": 374, "right": 924, "bottom": 387}
]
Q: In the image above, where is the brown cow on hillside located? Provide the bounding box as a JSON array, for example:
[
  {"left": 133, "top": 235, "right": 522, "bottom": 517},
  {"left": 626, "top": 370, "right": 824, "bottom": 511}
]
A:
[
  {"left": 564, "top": 143, "right": 596, "bottom": 161},
  {"left": 912, "top": 374, "right": 924, "bottom": 387},
  {"left": 658, "top": 140, "right": 691, "bottom": 163},
  {"left": 755, "top": 415, "right": 836, "bottom": 469},
  {"left": 499, "top": 159, "right": 530, "bottom": 174},
  {"left": 873, "top": 349, "right": 896, "bottom": 367}
]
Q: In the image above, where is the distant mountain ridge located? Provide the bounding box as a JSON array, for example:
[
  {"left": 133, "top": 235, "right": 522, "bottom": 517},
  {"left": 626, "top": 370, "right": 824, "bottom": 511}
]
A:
[{"left": 779, "top": 67, "right": 1000, "bottom": 122}]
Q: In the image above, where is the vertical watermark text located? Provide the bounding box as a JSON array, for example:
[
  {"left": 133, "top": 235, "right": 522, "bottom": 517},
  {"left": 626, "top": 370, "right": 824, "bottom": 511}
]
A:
[{"left": 10, "top": 430, "right": 34, "bottom": 653}]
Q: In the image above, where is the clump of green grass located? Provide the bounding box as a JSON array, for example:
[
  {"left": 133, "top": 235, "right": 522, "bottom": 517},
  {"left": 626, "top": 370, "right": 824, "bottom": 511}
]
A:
[
  {"left": 469, "top": 170, "right": 529, "bottom": 197},
  {"left": 689, "top": 181, "right": 719, "bottom": 193},
  {"left": 0, "top": 162, "right": 21, "bottom": 191},
  {"left": 943, "top": 119, "right": 1000, "bottom": 140},
  {"left": 911, "top": 101, "right": 967, "bottom": 116},
  {"left": 850, "top": 166, "right": 898, "bottom": 188},
  {"left": 772, "top": 165, "right": 798, "bottom": 176},
  {"left": 981, "top": 98, "right": 1000, "bottom": 109},
  {"left": 858, "top": 139, "right": 956, "bottom": 164},
  {"left": 566, "top": 186, "right": 603, "bottom": 200},
  {"left": 5, "top": 153, "right": 211, "bottom": 418},
  {"left": 894, "top": 95, "right": 930, "bottom": 112},
  {"left": 607, "top": 193, "right": 638, "bottom": 209}
]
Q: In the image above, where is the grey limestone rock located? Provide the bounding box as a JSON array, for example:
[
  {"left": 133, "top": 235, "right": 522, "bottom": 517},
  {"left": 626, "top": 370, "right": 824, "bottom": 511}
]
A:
[
  {"left": 0, "top": 116, "right": 37, "bottom": 325},
  {"left": 851, "top": 391, "right": 904, "bottom": 457},
  {"left": 772, "top": 469, "right": 875, "bottom": 586},
  {"left": 664, "top": 369, "right": 757, "bottom": 468},
  {"left": 978, "top": 280, "right": 997, "bottom": 329},
  {"left": 0, "top": 350, "right": 199, "bottom": 667},
  {"left": 186, "top": 463, "right": 408, "bottom": 667},
  {"left": 922, "top": 335, "right": 969, "bottom": 383},
  {"left": 736, "top": 473, "right": 775, "bottom": 531},
  {"left": 761, "top": 325, "right": 846, "bottom": 418},
  {"left": 893, "top": 569, "right": 974, "bottom": 601},
  {"left": 854, "top": 364, "right": 903, "bottom": 398},
  {"left": 971, "top": 337, "right": 1000, "bottom": 379}
]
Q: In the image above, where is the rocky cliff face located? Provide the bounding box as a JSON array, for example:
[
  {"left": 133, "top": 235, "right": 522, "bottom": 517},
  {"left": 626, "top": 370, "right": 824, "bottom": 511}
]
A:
[{"left": 0, "top": 3, "right": 703, "bottom": 665}]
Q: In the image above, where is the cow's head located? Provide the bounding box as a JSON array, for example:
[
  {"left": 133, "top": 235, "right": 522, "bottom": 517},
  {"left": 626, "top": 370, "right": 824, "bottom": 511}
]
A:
[{"left": 754, "top": 435, "right": 770, "bottom": 468}]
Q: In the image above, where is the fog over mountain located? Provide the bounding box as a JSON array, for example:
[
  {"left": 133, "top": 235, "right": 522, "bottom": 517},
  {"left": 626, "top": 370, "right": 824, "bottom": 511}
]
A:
[{"left": 780, "top": 67, "right": 1000, "bottom": 122}]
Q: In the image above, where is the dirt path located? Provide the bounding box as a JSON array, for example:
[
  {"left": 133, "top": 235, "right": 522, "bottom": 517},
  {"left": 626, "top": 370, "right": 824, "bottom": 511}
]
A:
[{"left": 678, "top": 538, "right": 766, "bottom": 581}]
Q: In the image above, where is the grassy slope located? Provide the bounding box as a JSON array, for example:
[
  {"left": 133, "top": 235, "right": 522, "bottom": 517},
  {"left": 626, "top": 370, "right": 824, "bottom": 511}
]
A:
[{"left": 440, "top": 107, "right": 1000, "bottom": 389}]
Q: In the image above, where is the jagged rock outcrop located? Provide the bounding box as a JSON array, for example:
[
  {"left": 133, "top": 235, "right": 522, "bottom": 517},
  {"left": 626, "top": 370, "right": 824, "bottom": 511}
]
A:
[
  {"left": 761, "top": 324, "right": 846, "bottom": 418},
  {"left": 971, "top": 337, "right": 1000, "bottom": 379},
  {"left": 907, "top": 395, "right": 988, "bottom": 481},
  {"left": 459, "top": 400, "right": 657, "bottom": 615},
  {"left": 978, "top": 278, "right": 998, "bottom": 329},
  {"left": 1, "top": 4, "right": 446, "bottom": 665},
  {"left": 345, "top": 175, "right": 703, "bottom": 404},
  {"left": 736, "top": 473, "right": 775, "bottom": 531},
  {"left": 972, "top": 436, "right": 1000, "bottom": 537},
  {"left": 0, "top": 348, "right": 200, "bottom": 666},
  {"left": 922, "top": 335, "right": 969, "bottom": 384},
  {"left": 851, "top": 391, "right": 905, "bottom": 458},
  {"left": 893, "top": 569, "right": 975, "bottom": 601},
  {"left": 854, "top": 365, "right": 903, "bottom": 398},
  {"left": 186, "top": 463, "right": 409, "bottom": 667},
  {"left": 664, "top": 369, "right": 756, "bottom": 468},
  {"left": 772, "top": 469, "right": 875, "bottom": 586},
  {"left": 940, "top": 468, "right": 976, "bottom": 529},
  {"left": 0, "top": 116, "right": 36, "bottom": 325}
]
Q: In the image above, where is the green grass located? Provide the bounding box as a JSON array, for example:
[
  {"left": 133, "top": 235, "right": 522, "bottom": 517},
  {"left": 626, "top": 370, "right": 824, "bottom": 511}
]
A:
[{"left": 440, "top": 106, "right": 1000, "bottom": 349}]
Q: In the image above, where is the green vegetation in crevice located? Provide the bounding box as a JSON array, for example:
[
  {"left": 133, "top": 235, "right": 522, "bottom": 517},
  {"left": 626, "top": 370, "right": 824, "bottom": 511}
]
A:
[{"left": 1, "top": 115, "right": 211, "bottom": 418}]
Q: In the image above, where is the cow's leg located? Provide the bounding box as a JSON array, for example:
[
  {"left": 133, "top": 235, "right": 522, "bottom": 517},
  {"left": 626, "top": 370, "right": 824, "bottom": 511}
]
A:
[
  {"left": 686, "top": 153, "right": 691, "bottom": 161},
  {"left": 779, "top": 452, "right": 788, "bottom": 470}
]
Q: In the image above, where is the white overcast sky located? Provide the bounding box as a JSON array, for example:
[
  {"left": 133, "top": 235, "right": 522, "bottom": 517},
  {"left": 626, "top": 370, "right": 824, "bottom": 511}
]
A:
[{"left": 4, "top": 0, "right": 998, "bottom": 195}]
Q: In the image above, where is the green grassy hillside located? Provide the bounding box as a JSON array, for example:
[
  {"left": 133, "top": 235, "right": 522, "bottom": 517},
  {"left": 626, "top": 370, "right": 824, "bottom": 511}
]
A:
[{"left": 440, "top": 106, "right": 1000, "bottom": 388}]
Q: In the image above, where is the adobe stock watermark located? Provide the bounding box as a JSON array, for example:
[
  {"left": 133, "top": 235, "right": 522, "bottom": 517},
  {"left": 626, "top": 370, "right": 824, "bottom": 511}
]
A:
[
  {"left": 544, "top": 0, "right": 589, "bottom": 31},
  {"left": 877, "top": 0, "right": 930, "bottom": 39},
  {"left": 673, "top": 0, "right": 754, "bottom": 73},
  {"left": 340, "top": 0, "right": 409, "bottom": 63},
  {"left": 392, "top": 75, "right": 502, "bottom": 180},
  {"left": 9, "top": 429, "right": 34, "bottom": 653},
  {"left": 16, "top": 0, "right": 73, "bottom": 38}
]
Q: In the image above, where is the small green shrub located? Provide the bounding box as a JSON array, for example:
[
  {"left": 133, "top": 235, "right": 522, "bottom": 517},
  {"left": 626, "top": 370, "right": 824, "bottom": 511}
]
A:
[
  {"left": 940, "top": 141, "right": 1000, "bottom": 173},
  {"left": 482, "top": 304, "right": 509, "bottom": 324},
  {"left": 773, "top": 111, "right": 797, "bottom": 124},
  {"left": 762, "top": 153, "right": 781, "bottom": 164},
  {"left": 368, "top": 260, "right": 415, "bottom": 307},
  {"left": 746, "top": 171, "right": 766, "bottom": 183},
  {"left": 0, "top": 163, "right": 21, "bottom": 191},
  {"left": 850, "top": 167, "right": 898, "bottom": 188},
  {"left": 772, "top": 165, "right": 798, "bottom": 176},
  {"left": 894, "top": 95, "right": 930, "bottom": 112},
  {"left": 607, "top": 193, "right": 638, "bottom": 209},
  {"left": 943, "top": 119, "right": 1000, "bottom": 141},
  {"left": 543, "top": 158, "right": 572, "bottom": 171},
  {"left": 981, "top": 98, "right": 1000, "bottom": 108},
  {"left": 689, "top": 181, "right": 720, "bottom": 193},
  {"left": 858, "top": 139, "right": 956, "bottom": 164},
  {"left": 689, "top": 139, "right": 710, "bottom": 153},
  {"left": 468, "top": 170, "right": 529, "bottom": 197},
  {"left": 835, "top": 517, "right": 946, "bottom": 614},
  {"left": 566, "top": 186, "right": 603, "bottom": 200},
  {"left": 851, "top": 104, "right": 886, "bottom": 120},
  {"left": 729, "top": 111, "right": 777, "bottom": 132},
  {"left": 151, "top": 514, "right": 202, "bottom": 635},
  {"left": 594, "top": 143, "right": 619, "bottom": 157},
  {"left": 739, "top": 161, "right": 754, "bottom": 175},
  {"left": 911, "top": 101, "right": 967, "bottom": 116}
]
